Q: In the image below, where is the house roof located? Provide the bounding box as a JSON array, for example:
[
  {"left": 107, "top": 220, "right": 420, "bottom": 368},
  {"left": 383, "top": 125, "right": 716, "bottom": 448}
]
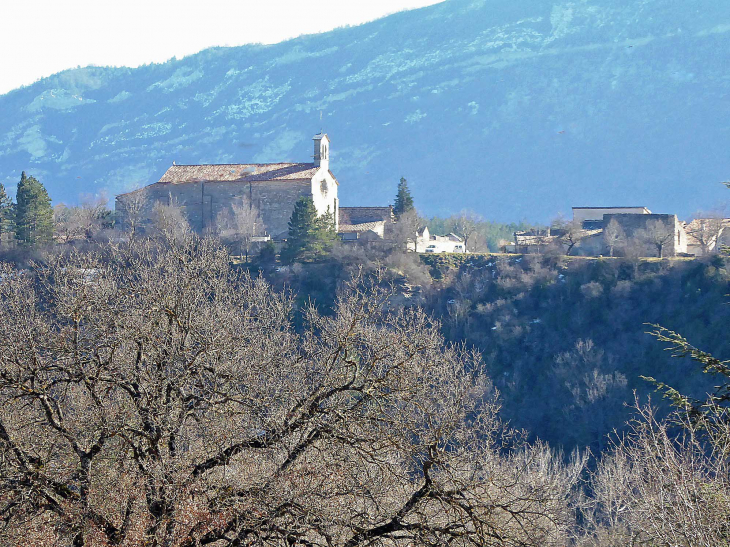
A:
[
  {"left": 515, "top": 234, "right": 560, "bottom": 245},
  {"left": 338, "top": 206, "right": 393, "bottom": 225},
  {"left": 338, "top": 221, "right": 386, "bottom": 233}
]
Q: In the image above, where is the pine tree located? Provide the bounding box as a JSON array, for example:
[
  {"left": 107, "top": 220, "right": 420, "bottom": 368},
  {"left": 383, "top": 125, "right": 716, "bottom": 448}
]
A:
[
  {"left": 0, "top": 183, "right": 14, "bottom": 246},
  {"left": 283, "top": 197, "right": 336, "bottom": 262},
  {"left": 393, "top": 177, "right": 414, "bottom": 218},
  {"left": 15, "top": 172, "right": 53, "bottom": 246}
]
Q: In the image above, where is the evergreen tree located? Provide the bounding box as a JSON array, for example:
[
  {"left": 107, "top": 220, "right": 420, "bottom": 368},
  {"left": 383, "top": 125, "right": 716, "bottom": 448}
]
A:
[
  {"left": 318, "top": 205, "right": 337, "bottom": 244},
  {"left": 283, "top": 197, "right": 337, "bottom": 262},
  {"left": 393, "top": 177, "right": 414, "bottom": 217},
  {"left": 0, "top": 183, "right": 14, "bottom": 246},
  {"left": 15, "top": 172, "right": 53, "bottom": 246}
]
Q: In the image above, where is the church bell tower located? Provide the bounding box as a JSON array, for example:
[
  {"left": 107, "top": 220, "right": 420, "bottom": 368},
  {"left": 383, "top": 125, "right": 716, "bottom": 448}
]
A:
[{"left": 313, "top": 133, "right": 330, "bottom": 170}]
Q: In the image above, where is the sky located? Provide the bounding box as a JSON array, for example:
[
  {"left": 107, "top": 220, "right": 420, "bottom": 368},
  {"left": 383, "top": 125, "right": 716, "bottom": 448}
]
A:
[{"left": 0, "top": 0, "right": 444, "bottom": 95}]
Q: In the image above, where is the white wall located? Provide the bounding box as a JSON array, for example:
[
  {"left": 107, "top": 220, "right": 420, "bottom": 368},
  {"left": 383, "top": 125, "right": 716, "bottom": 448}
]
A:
[{"left": 311, "top": 168, "right": 339, "bottom": 229}]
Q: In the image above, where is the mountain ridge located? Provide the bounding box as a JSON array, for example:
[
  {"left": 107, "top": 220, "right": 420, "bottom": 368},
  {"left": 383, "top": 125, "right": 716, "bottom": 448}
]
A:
[{"left": 1, "top": 0, "right": 729, "bottom": 222}]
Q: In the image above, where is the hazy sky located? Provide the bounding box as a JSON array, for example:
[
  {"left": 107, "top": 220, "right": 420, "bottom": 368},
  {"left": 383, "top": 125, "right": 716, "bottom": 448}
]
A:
[{"left": 0, "top": 0, "right": 443, "bottom": 95}]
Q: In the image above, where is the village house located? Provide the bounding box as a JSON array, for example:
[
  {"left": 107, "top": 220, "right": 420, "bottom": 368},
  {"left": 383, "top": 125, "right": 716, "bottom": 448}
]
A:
[
  {"left": 513, "top": 206, "right": 690, "bottom": 257},
  {"left": 684, "top": 218, "right": 730, "bottom": 255},
  {"left": 115, "top": 133, "right": 339, "bottom": 239},
  {"left": 511, "top": 228, "right": 561, "bottom": 254},
  {"left": 572, "top": 206, "right": 652, "bottom": 229},
  {"left": 337, "top": 206, "right": 395, "bottom": 241},
  {"left": 412, "top": 226, "right": 466, "bottom": 253}
]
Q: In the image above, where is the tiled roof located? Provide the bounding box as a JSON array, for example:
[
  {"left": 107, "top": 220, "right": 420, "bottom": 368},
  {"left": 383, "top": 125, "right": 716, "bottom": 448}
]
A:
[
  {"left": 514, "top": 231, "right": 559, "bottom": 245},
  {"left": 338, "top": 206, "right": 393, "bottom": 225},
  {"left": 158, "top": 163, "right": 320, "bottom": 183},
  {"left": 514, "top": 229, "right": 601, "bottom": 246},
  {"left": 338, "top": 221, "right": 386, "bottom": 233}
]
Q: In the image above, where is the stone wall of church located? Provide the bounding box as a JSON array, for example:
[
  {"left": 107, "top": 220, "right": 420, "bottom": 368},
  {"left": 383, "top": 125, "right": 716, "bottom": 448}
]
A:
[
  {"left": 116, "top": 179, "right": 313, "bottom": 238},
  {"left": 247, "top": 180, "right": 312, "bottom": 238}
]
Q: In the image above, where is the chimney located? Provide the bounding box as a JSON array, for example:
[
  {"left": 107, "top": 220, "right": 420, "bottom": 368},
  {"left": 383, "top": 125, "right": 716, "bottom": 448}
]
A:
[{"left": 313, "top": 133, "right": 330, "bottom": 170}]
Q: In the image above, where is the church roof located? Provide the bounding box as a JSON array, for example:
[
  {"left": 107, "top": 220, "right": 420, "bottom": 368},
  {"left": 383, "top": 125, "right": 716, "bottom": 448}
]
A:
[{"left": 158, "top": 163, "right": 320, "bottom": 183}]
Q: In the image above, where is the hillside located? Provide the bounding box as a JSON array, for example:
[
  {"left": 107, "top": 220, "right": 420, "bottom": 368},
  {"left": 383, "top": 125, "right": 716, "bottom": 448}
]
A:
[
  {"left": 1, "top": 0, "right": 729, "bottom": 221},
  {"left": 263, "top": 252, "right": 730, "bottom": 452}
]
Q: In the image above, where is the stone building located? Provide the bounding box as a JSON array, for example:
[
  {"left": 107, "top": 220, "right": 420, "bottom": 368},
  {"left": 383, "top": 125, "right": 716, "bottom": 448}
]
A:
[
  {"left": 115, "top": 133, "right": 338, "bottom": 239},
  {"left": 337, "top": 206, "right": 394, "bottom": 240},
  {"left": 572, "top": 206, "right": 652, "bottom": 229},
  {"left": 603, "top": 213, "right": 687, "bottom": 256},
  {"left": 512, "top": 207, "right": 688, "bottom": 257},
  {"left": 512, "top": 228, "right": 562, "bottom": 254},
  {"left": 684, "top": 218, "right": 730, "bottom": 255}
]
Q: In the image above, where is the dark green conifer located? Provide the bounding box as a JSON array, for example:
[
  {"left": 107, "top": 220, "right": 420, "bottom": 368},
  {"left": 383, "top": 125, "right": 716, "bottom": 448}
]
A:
[
  {"left": 393, "top": 177, "right": 414, "bottom": 217},
  {"left": 283, "top": 197, "right": 337, "bottom": 262},
  {"left": 15, "top": 172, "right": 53, "bottom": 246},
  {"left": 0, "top": 183, "right": 14, "bottom": 246}
]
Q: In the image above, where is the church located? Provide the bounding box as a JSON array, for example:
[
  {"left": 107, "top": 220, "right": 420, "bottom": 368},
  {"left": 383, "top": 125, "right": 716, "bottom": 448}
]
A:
[{"left": 115, "top": 133, "right": 339, "bottom": 239}]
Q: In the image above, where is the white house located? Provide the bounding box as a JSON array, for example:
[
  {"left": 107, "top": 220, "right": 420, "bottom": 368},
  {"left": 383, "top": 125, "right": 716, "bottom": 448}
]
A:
[{"left": 415, "top": 227, "right": 466, "bottom": 253}]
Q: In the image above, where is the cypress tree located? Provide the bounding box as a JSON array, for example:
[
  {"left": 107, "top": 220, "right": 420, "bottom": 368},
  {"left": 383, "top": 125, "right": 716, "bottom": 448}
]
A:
[
  {"left": 393, "top": 177, "right": 414, "bottom": 218},
  {"left": 283, "top": 197, "right": 336, "bottom": 262},
  {"left": 0, "top": 183, "right": 14, "bottom": 246},
  {"left": 15, "top": 172, "right": 53, "bottom": 246}
]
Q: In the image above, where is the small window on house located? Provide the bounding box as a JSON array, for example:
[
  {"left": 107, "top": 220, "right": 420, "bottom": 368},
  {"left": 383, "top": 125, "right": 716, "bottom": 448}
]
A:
[{"left": 678, "top": 230, "right": 681, "bottom": 245}]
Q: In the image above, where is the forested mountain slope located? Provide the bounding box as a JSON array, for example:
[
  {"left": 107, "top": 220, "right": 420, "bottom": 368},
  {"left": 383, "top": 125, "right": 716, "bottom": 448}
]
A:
[{"left": 1, "top": 0, "right": 729, "bottom": 220}]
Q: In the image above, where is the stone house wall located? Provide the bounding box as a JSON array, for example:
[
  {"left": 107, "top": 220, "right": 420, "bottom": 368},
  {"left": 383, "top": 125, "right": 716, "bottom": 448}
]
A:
[
  {"left": 573, "top": 207, "right": 651, "bottom": 223},
  {"left": 603, "top": 213, "right": 687, "bottom": 256}
]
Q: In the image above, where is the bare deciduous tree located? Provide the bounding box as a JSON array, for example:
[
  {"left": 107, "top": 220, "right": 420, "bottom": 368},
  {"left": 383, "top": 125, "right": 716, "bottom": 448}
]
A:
[
  {"left": 151, "top": 198, "right": 191, "bottom": 245},
  {"left": 392, "top": 208, "right": 423, "bottom": 253},
  {"left": 0, "top": 234, "right": 582, "bottom": 547},
  {"left": 686, "top": 213, "right": 726, "bottom": 255},
  {"left": 602, "top": 219, "right": 626, "bottom": 257},
  {"left": 582, "top": 401, "right": 730, "bottom": 547},
  {"left": 118, "top": 188, "right": 149, "bottom": 237},
  {"left": 451, "top": 210, "right": 482, "bottom": 253},
  {"left": 217, "top": 198, "right": 264, "bottom": 261},
  {"left": 552, "top": 217, "right": 587, "bottom": 256},
  {"left": 635, "top": 219, "right": 675, "bottom": 258},
  {"left": 54, "top": 194, "right": 112, "bottom": 243}
]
